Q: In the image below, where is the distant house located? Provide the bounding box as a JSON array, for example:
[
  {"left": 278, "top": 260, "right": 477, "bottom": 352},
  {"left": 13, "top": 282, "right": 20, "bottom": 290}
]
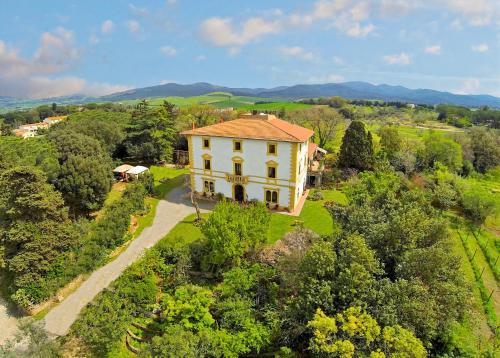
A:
[
  {"left": 14, "top": 122, "right": 49, "bottom": 138},
  {"left": 181, "top": 113, "right": 314, "bottom": 211},
  {"left": 13, "top": 116, "right": 67, "bottom": 139},
  {"left": 43, "top": 115, "right": 67, "bottom": 125},
  {"left": 13, "top": 129, "right": 36, "bottom": 139}
]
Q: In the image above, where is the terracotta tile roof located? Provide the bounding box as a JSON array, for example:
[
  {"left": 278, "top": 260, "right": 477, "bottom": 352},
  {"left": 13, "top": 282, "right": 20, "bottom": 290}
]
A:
[
  {"left": 181, "top": 114, "right": 314, "bottom": 142},
  {"left": 45, "top": 116, "right": 67, "bottom": 121},
  {"left": 308, "top": 142, "right": 318, "bottom": 159},
  {"left": 19, "top": 122, "right": 49, "bottom": 129}
]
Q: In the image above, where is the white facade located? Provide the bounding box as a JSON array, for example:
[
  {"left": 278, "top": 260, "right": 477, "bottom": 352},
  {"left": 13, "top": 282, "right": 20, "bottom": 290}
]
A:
[{"left": 188, "top": 135, "right": 309, "bottom": 211}]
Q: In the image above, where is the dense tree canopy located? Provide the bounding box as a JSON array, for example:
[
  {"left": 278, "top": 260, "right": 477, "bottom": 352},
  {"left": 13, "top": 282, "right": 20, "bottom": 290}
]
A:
[
  {"left": 0, "top": 136, "right": 59, "bottom": 180},
  {"left": 49, "top": 131, "right": 113, "bottom": 215},
  {"left": 201, "top": 200, "right": 270, "bottom": 268},
  {"left": 307, "top": 307, "right": 426, "bottom": 357},
  {"left": 0, "top": 167, "right": 76, "bottom": 307},
  {"left": 50, "top": 110, "right": 130, "bottom": 155},
  {"left": 326, "top": 172, "right": 467, "bottom": 345},
  {"left": 420, "top": 132, "right": 463, "bottom": 172},
  {"left": 124, "top": 101, "right": 176, "bottom": 163}
]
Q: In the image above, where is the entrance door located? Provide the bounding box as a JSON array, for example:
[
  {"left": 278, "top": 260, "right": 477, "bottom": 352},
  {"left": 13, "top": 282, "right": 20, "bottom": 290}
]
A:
[{"left": 234, "top": 184, "right": 244, "bottom": 202}]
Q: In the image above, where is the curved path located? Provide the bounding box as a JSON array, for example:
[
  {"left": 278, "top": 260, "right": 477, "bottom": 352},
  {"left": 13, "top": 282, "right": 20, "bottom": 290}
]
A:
[{"left": 43, "top": 184, "right": 209, "bottom": 337}]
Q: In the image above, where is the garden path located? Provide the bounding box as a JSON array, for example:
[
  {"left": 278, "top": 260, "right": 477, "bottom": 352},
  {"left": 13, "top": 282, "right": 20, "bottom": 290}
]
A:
[{"left": 43, "top": 184, "right": 210, "bottom": 337}]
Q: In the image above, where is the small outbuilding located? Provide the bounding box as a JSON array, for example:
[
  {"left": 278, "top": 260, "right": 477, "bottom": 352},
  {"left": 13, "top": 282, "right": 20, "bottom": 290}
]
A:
[
  {"left": 113, "top": 164, "right": 134, "bottom": 180},
  {"left": 126, "top": 165, "right": 149, "bottom": 179},
  {"left": 307, "top": 143, "right": 327, "bottom": 188}
]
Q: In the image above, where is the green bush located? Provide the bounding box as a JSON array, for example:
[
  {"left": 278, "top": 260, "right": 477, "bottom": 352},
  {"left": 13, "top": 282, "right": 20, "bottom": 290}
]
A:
[
  {"left": 460, "top": 190, "right": 496, "bottom": 225},
  {"left": 431, "top": 182, "right": 458, "bottom": 209}
]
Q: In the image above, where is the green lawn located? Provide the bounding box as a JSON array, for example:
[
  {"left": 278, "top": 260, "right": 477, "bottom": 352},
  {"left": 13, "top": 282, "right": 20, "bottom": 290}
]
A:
[
  {"left": 268, "top": 189, "right": 348, "bottom": 243},
  {"left": 160, "top": 213, "right": 207, "bottom": 245},
  {"left": 149, "top": 165, "right": 189, "bottom": 197}
]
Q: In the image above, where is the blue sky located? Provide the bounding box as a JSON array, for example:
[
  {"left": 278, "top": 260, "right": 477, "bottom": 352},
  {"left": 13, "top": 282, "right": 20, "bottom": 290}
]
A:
[{"left": 1, "top": 0, "right": 499, "bottom": 98}]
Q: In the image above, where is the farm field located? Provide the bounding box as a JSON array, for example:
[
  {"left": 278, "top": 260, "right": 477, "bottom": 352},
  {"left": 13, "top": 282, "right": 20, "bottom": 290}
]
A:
[{"left": 117, "top": 92, "right": 312, "bottom": 111}]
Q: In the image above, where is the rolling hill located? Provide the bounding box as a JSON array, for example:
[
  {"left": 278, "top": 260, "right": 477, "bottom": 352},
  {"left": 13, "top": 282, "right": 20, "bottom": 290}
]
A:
[
  {"left": 102, "top": 82, "right": 500, "bottom": 108},
  {"left": 2, "top": 81, "right": 500, "bottom": 111}
]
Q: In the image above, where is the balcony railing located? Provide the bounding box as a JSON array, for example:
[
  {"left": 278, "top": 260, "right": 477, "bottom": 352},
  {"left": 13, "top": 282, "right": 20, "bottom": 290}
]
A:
[{"left": 225, "top": 173, "right": 249, "bottom": 184}]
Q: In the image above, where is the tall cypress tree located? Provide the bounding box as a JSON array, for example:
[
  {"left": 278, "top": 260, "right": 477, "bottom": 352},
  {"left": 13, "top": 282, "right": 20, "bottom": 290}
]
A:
[{"left": 338, "top": 120, "right": 374, "bottom": 170}]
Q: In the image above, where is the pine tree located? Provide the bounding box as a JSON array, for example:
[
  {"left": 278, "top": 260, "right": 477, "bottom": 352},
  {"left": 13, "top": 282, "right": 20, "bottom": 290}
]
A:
[{"left": 338, "top": 120, "right": 374, "bottom": 170}]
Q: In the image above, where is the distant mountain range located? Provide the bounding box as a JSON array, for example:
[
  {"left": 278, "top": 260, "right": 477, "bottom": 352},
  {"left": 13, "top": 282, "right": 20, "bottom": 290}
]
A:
[
  {"left": 2, "top": 81, "right": 500, "bottom": 111},
  {"left": 102, "top": 82, "right": 500, "bottom": 108}
]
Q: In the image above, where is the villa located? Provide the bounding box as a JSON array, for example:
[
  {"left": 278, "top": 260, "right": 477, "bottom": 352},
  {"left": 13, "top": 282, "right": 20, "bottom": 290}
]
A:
[
  {"left": 13, "top": 115, "right": 67, "bottom": 139},
  {"left": 181, "top": 113, "right": 314, "bottom": 212}
]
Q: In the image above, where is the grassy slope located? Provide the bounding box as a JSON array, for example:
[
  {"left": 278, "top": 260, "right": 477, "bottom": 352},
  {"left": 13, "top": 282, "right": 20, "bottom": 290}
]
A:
[
  {"left": 117, "top": 93, "right": 311, "bottom": 111},
  {"left": 268, "top": 189, "right": 347, "bottom": 243}
]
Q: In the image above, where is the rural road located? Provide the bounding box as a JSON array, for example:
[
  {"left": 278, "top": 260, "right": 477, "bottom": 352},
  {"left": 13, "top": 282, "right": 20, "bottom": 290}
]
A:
[{"left": 42, "top": 183, "right": 210, "bottom": 337}]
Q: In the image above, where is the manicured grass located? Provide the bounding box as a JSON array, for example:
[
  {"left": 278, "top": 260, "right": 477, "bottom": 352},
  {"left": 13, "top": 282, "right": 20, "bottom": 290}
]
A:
[
  {"left": 149, "top": 165, "right": 189, "bottom": 198},
  {"left": 268, "top": 189, "right": 348, "bottom": 243},
  {"left": 161, "top": 213, "right": 207, "bottom": 245}
]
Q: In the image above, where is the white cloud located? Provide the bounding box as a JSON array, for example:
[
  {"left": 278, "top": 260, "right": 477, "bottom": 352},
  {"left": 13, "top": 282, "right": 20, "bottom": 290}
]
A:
[
  {"left": 200, "top": 17, "right": 281, "bottom": 48},
  {"left": 333, "top": 56, "right": 344, "bottom": 65},
  {"left": 380, "top": 0, "right": 420, "bottom": 16},
  {"left": 129, "top": 4, "right": 150, "bottom": 18},
  {"left": 454, "top": 78, "right": 481, "bottom": 94},
  {"left": 471, "top": 43, "right": 489, "bottom": 52},
  {"left": 126, "top": 20, "right": 141, "bottom": 35},
  {"left": 341, "top": 21, "right": 375, "bottom": 37},
  {"left": 383, "top": 52, "right": 411, "bottom": 65},
  {"left": 280, "top": 46, "right": 316, "bottom": 61},
  {"left": 89, "top": 34, "right": 100, "bottom": 45},
  {"left": 160, "top": 46, "right": 178, "bottom": 57},
  {"left": 424, "top": 45, "right": 441, "bottom": 54},
  {"left": 307, "top": 73, "right": 345, "bottom": 83},
  {"left": 0, "top": 28, "right": 129, "bottom": 98},
  {"left": 450, "top": 18, "right": 462, "bottom": 30},
  {"left": 443, "top": 0, "right": 499, "bottom": 27},
  {"left": 0, "top": 27, "right": 78, "bottom": 78},
  {"left": 166, "top": 0, "right": 177, "bottom": 5},
  {"left": 290, "top": 1, "right": 375, "bottom": 37},
  {"left": 228, "top": 47, "right": 241, "bottom": 57},
  {"left": 195, "top": 54, "right": 207, "bottom": 61},
  {"left": 101, "top": 19, "right": 114, "bottom": 34}
]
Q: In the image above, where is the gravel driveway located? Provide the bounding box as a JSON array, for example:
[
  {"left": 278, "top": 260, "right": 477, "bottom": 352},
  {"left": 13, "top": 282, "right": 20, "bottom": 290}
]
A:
[
  {"left": 0, "top": 297, "right": 19, "bottom": 345},
  {"left": 43, "top": 183, "right": 209, "bottom": 337}
]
